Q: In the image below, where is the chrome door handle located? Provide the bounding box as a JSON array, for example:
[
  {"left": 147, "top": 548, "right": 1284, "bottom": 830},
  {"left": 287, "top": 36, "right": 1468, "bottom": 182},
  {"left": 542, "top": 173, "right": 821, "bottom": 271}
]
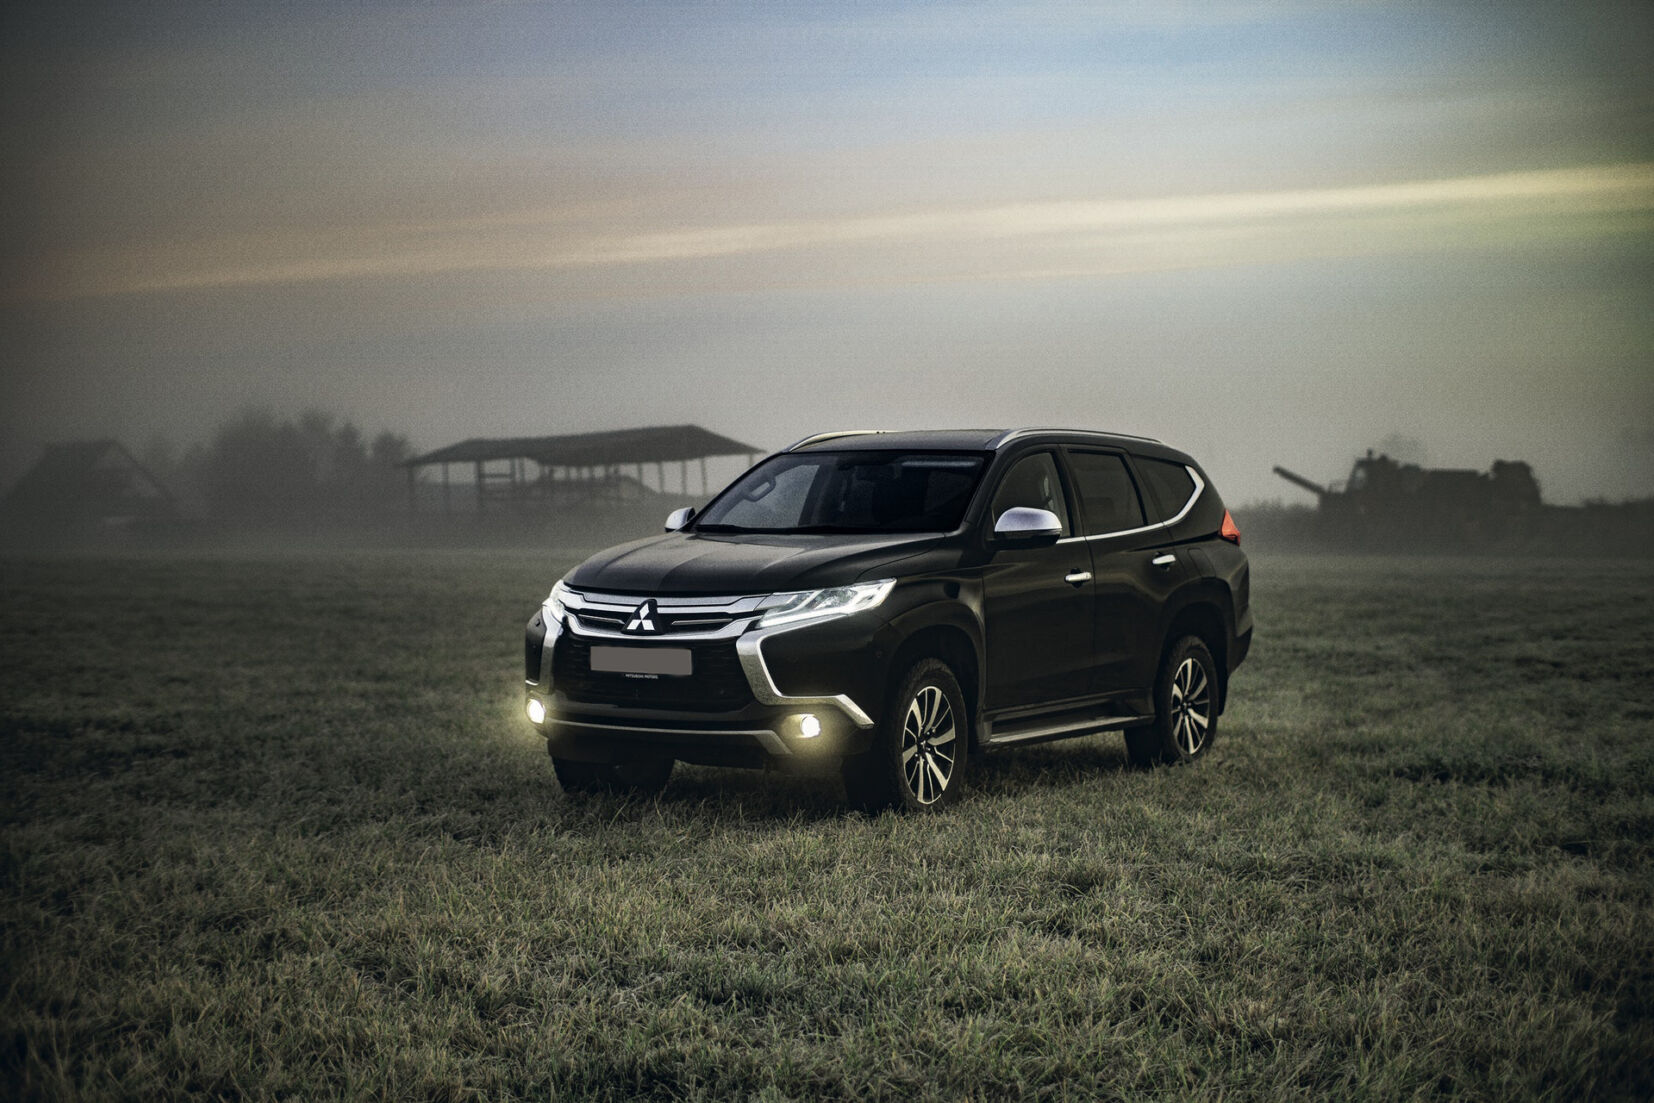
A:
[
  {"left": 1151, "top": 553, "right": 1176, "bottom": 567},
  {"left": 1064, "top": 570, "right": 1092, "bottom": 585}
]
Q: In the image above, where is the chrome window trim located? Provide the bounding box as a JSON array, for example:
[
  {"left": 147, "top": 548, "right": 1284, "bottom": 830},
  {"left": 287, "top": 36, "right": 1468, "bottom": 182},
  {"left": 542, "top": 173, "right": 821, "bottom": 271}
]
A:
[{"left": 1056, "top": 465, "right": 1205, "bottom": 544}]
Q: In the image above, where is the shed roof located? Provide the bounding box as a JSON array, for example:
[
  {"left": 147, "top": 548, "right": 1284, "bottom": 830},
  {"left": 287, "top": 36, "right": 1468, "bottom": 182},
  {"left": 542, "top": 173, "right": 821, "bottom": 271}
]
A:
[{"left": 403, "top": 425, "right": 761, "bottom": 469}]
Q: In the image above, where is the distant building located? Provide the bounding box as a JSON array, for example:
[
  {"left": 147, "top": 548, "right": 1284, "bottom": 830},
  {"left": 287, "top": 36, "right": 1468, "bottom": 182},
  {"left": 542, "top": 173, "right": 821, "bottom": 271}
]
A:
[
  {"left": 401, "top": 424, "right": 763, "bottom": 514},
  {"left": 1, "top": 440, "right": 182, "bottom": 537}
]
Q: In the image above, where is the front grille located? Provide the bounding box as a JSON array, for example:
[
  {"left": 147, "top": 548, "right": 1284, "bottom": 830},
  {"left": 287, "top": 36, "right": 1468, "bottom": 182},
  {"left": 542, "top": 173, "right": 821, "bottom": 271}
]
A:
[
  {"left": 568, "top": 608, "right": 748, "bottom": 635},
  {"left": 553, "top": 633, "right": 754, "bottom": 712}
]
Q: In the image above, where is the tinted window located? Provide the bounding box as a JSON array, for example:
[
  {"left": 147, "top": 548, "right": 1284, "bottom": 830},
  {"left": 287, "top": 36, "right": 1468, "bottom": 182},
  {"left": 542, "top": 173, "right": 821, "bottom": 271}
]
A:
[
  {"left": 708, "top": 462, "right": 816, "bottom": 529},
  {"left": 1136, "top": 457, "right": 1197, "bottom": 520},
  {"left": 1065, "top": 450, "right": 1145, "bottom": 535},
  {"left": 696, "top": 451, "right": 986, "bottom": 533},
  {"left": 988, "top": 452, "right": 1071, "bottom": 536}
]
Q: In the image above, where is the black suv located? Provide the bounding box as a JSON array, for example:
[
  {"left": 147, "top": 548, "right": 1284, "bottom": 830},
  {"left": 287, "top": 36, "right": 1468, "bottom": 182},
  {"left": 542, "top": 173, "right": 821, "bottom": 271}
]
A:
[{"left": 524, "top": 429, "right": 1251, "bottom": 811}]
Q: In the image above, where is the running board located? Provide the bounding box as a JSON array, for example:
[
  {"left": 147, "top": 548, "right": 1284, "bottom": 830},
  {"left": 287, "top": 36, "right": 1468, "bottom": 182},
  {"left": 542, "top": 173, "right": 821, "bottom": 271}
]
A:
[{"left": 982, "top": 713, "right": 1153, "bottom": 748}]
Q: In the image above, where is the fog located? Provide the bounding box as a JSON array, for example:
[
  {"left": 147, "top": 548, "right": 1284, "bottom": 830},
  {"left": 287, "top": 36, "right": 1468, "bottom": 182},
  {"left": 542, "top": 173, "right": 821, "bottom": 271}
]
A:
[{"left": 4, "top": 1, "right": 1651, "bottom": 507}]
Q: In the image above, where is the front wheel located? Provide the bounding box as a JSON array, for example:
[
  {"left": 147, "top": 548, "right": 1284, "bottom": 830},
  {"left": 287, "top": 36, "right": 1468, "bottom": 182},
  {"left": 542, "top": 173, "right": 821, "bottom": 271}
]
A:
[
  {"left": 843, "top": 658, "right": 969, "bottom": 813},
  {"left": 552, "top": 754, "right": 673, "bottom": 798},
  {"left": 1126, "top": 635, "right": 1219, "bottom": 767}
]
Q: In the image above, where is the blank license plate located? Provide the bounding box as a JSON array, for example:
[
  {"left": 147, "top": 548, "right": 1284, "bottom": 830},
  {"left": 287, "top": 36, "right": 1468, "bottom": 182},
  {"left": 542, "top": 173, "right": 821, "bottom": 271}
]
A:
[{"left": 589, "top": 646, "right": 692, "bottom": 677}]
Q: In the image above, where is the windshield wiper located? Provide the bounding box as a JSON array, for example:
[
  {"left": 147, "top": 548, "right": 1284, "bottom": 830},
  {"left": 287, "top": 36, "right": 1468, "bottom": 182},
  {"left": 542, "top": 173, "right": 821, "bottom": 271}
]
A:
[{"left": 786, "top": 525, "right": 887, "bottom": 534}]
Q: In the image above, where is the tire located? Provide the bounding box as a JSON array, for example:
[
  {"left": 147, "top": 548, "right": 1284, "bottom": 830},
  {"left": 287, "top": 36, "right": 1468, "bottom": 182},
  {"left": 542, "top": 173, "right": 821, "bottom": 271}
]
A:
[
  {"left": 1126, "top": 635, "right": 1219, "bottom": 767},
  {"left": 551, "top": 754, "right": 673, "bottom": 798},
  {"left": 843, "top": 657, "right": 969, "bottom": 813}
]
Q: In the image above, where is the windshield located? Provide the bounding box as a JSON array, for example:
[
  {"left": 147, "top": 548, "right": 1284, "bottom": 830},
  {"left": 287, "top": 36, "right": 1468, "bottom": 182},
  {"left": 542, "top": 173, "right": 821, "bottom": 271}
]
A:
[{"left": 694, "top": 451, "right": 989, "bottom": 534}]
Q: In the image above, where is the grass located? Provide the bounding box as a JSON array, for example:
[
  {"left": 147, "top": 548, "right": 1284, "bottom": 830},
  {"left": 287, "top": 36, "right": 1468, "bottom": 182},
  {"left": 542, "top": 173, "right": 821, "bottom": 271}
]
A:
[{"left": 1, "top": 551, "right": 1651, "bottom": 1100}]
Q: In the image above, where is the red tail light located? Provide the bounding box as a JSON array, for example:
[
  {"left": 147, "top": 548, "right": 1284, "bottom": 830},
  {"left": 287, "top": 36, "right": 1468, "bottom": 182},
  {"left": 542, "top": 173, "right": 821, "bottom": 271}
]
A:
[{"left": 1220, "top": 509, "right": 1241, "bottom": 545}]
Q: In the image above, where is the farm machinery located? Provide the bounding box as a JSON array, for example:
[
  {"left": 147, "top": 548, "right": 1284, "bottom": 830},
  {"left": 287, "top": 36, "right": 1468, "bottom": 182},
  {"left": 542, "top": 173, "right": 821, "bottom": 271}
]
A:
[{"left": 1272, "top": 450, "right": 1543, "bottom": 549}]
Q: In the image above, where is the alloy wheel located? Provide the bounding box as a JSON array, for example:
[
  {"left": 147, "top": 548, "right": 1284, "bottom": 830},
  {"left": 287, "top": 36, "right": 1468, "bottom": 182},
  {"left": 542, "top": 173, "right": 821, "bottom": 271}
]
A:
[
  {"left": 901, "top": 684, "right": 957, "bottom": 805},
  {"left": 1169, "top": 657, "right": 1211, "bottom": 756}
]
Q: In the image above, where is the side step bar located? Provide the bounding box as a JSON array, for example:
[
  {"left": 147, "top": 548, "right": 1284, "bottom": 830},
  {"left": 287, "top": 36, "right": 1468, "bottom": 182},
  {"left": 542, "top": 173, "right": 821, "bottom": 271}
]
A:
[{"left": 982, "top": 712, "right": 1154, "bottom": 748}]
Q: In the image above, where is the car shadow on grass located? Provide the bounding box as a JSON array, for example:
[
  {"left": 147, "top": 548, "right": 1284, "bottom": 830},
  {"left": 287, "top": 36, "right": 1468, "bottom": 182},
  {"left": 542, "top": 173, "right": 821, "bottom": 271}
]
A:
[
  {"left": 967, "top": 737, "right": 1134, "bottom": 797},
  {"left": 647, "top": 765, "right": 852, "bottom": 823},
  {"left": 630, "top": 735, "right": 1136, "bottom": 820}
]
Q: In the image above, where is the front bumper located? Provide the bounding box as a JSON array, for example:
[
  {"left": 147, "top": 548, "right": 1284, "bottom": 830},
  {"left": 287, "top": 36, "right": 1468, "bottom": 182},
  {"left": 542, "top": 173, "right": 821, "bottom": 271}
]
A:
[
  {"left": 524, "top": 595, "right": 897, "bottom": 768},
  {"left": 530, "top": 695, "right": 876, "bottom": 769}
]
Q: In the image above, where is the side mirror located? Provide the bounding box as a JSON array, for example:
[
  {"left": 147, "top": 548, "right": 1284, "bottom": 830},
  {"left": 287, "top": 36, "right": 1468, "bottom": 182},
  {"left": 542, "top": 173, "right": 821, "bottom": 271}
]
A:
[
  {"left": 664, "top": 507, "right": 695, "bottom": 532},
  {"left": 993, "top": 506, "right": 1062, "bottom": 543}
]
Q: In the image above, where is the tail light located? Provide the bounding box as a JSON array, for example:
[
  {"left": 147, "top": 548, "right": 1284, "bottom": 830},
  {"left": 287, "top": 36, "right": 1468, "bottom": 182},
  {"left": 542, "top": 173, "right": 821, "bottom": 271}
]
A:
[{"left": 1220, "top": 510, "right": 1241, "bottom": 545}]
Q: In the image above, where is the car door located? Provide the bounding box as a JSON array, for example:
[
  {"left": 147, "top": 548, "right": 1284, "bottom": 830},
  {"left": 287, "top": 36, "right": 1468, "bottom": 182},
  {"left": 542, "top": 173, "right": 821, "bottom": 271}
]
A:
[
  {"left": 979, "top": 450, "right": 1096, "bottom": 711},
  {"left": 1059, "top": 447, "right": 1191, "bottom": 695}
]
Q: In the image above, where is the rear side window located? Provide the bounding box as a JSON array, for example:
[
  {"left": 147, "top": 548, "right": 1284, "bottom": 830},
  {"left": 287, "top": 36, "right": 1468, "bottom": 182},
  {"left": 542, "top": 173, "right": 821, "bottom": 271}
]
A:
[
  {"left": 1136, "top": 457, "right": 1198, "bottom": 520},
  {"left": 1064, "top": 450, "right": 1146, "bottom": 535}
]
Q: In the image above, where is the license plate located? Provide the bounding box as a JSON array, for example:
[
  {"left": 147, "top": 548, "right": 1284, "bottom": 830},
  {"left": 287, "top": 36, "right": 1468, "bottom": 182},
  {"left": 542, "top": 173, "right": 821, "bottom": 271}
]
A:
[{"left": 589, "top": 646, "right": 692, "bottom": 678}]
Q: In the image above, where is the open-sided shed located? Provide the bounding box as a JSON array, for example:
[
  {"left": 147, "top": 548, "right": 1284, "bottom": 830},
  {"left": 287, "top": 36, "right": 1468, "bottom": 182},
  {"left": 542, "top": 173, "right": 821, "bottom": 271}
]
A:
[{"left": 401, "top": 424, "right": 763, "bottom": 512}]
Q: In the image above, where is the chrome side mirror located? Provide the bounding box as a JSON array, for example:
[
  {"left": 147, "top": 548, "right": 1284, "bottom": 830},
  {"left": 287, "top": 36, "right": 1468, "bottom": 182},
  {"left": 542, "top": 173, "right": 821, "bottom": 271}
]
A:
[
  {"left": 664, "top": 507, "right": 695, "bottom": 532},
  {"left": 993, "top": 506, "right": 1062, "bottom": 541}
]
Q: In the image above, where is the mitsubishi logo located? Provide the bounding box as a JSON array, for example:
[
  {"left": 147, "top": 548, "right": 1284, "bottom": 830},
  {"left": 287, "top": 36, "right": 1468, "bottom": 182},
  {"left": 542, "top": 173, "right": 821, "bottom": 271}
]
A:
[{"left": 624, "top": 599, "right": 659, "bottom": 634}]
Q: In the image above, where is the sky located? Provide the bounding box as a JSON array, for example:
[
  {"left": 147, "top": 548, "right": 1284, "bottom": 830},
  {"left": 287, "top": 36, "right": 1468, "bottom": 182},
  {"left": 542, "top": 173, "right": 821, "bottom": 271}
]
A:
[{"left": 3, "top": 0, "right": 1651, "bottom": 506}]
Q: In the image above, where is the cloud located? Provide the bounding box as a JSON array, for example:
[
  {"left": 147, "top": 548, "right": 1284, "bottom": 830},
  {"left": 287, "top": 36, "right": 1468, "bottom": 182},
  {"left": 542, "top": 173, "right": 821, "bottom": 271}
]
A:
[{"left": 14, "top": 162, "right": 1653, "bottom": 302}]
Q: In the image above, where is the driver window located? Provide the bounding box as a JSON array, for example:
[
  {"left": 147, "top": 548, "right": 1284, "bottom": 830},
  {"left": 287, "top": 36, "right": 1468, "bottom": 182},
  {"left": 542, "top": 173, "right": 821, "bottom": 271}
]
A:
[{"left": 988, "top": 452, "right": 1071, "bottom": 536}]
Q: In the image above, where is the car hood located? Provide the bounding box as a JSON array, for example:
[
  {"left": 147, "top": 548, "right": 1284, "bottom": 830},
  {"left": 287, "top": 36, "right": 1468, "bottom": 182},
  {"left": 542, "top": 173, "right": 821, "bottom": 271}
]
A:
[{"left": 565, "top": 530, "right": 945, "bottom": 595}]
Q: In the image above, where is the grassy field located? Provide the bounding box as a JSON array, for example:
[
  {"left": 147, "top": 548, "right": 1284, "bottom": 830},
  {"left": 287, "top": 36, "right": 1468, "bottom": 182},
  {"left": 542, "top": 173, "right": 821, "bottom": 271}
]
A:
[{"left": 2, "top": 551, "right": 1651, "bottom": 1100}]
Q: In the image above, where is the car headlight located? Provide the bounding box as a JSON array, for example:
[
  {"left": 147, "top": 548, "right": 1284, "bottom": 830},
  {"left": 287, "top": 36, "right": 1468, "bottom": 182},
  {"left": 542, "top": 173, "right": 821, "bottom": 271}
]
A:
[
  {"left": 545, "top": 579, "right": 571, "bottom": 624},
  {"left": 757, "top": 579, "right": 896, "bottom": 628}
]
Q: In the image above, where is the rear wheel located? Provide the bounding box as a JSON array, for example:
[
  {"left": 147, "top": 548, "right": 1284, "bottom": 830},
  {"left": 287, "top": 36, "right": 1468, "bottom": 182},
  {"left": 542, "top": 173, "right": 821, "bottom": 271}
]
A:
[
  {"left": 1126, "top": 635, "right": 1218, "bottom": 767},
  {"left": 843, "top": 658, "right": 968, "bottom": 812},
  {"left": 551, "top": 754, "right": 673, "bottom": 797}
]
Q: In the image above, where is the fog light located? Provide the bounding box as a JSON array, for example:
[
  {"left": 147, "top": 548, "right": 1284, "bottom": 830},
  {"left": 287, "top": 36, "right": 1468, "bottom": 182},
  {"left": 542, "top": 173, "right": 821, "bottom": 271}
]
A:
[
  {"left": 798, "top": 713, "right": 821, "bottom": 738},
  {"left": 526, "top": 698, "right": 547, "bottom": 725}
]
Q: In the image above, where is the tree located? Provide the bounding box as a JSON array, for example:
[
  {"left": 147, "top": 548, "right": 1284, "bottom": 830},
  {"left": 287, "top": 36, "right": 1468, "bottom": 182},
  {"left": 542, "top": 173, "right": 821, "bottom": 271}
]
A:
[{"left": 194, "top": 407, "right": 415, "bottom": 527}]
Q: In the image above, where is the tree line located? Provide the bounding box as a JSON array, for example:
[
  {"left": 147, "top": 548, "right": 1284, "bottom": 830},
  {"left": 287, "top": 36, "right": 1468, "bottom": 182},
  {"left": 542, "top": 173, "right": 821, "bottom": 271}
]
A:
[{"left": 143, "top": 408, "right": 415, "bottom": 525}]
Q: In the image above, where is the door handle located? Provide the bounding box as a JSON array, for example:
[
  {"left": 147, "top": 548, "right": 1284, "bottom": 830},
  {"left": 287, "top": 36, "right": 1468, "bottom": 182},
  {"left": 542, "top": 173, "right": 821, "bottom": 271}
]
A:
[
  {"left": 1064, "top": 570, "right": 1092, "bottom": 585},
  {"left": 1151, "top": 553, "right": 1176, "bottom": 568}
]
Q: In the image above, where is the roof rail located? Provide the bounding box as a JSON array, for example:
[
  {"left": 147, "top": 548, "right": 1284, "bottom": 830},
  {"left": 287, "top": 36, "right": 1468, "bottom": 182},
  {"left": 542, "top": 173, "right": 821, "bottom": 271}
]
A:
[
  {"left": 783, "top": 429, "right": 888, "bottom": 452},
  {"left": 986, "top": 427, "right": 1163, "bottom": 448}
]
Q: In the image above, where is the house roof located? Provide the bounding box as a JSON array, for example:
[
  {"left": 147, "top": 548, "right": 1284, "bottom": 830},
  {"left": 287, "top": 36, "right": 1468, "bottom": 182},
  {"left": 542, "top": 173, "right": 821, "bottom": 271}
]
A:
[
  {"left": 1, "top": 439, "right": 178, "bottom": 521},
  {"left": 403, "top": 425, "right": 762, "bottom": 469}
]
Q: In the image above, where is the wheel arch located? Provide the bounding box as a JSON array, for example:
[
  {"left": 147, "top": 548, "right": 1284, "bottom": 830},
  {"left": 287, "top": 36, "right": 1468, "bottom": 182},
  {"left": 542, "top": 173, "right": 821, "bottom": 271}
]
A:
[
  {"left": 887, "top": 622, "right": 982, "bottom": 750},
  {"left": 1160, "top": 591, "right": 1231, "bottom": 712}
]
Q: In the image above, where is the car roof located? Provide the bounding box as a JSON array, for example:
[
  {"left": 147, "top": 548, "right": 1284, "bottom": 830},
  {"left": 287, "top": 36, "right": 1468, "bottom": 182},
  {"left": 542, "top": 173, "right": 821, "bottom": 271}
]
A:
[
  {"left": 787, "top": 429, "right": 1006, "bottom": 451},
  {"left": 785, "top": 427, "right": 1189, "bottom": 462}
]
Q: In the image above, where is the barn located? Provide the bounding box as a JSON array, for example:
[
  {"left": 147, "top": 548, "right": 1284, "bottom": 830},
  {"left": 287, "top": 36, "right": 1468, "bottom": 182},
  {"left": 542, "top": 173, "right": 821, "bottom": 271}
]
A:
[{"left": 401, "top": 425, "right": 763, "bottom": 514}]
